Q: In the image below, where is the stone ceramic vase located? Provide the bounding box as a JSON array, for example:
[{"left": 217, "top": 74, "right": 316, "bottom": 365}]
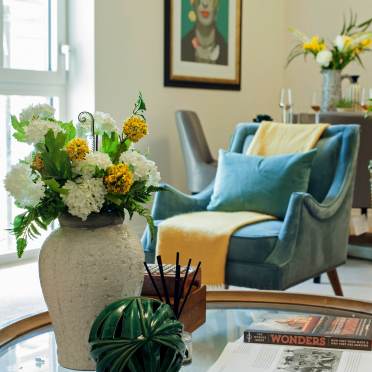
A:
[
  {"left": 39, "top": 213, "right": 144, "bottom": 371},
  {"left": 321, "top": 69, "right": 347, "bottom": 112}
]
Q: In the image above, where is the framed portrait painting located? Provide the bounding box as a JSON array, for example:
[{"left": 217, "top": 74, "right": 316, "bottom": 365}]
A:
[{"left": 164, "top": 0, "right": 242, "bottom": 90}]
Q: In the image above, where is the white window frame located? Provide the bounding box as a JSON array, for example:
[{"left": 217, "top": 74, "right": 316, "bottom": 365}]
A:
[{"left": 0, "top": 0, "right": 68, "bottom": 265}]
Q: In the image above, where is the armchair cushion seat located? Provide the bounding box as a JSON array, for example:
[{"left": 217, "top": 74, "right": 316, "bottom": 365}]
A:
[
  {"left": 228, "top": 220, "right": 283, "bottom": 264},
  {"left": 153, "top": 219, "right": 283, "bottom": 265}
]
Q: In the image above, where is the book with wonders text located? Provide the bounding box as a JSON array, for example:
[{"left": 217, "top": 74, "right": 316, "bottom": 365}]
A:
[{"left": 244, "top": 313, "right": 372, "bottom": 351}]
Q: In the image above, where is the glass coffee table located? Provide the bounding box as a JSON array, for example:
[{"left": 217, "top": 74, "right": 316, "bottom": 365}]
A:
[{"left": 1, "top": 291, "right": 372, "bottom": 371}]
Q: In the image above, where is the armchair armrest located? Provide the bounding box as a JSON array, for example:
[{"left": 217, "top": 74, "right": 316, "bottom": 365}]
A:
[
  {"left": 151, "top": 183, "right": 213, "bottom": 220},
  {"left": 283, "top": 155, "right": 354, "bottom": 226},
  {"left": 285, "top": 190, "right": 348, "bottom": 224}
]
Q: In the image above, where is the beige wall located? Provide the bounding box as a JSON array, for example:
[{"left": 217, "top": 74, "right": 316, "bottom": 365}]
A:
[
  {"left": 70, "top": 0, "right": 372, "bottom": 192},
  {"left": 284, "top": 0, "right": 372, "bottom": 113},
  {"left": 65, "top": 0, "right": 372, "bottom": 235},
  {"left": 94, "top": 0, "right": 286, "bottom": 191}
]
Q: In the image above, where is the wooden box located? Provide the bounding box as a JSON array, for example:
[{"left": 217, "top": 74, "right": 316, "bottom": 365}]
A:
[
  {"left": 141, "top": 264, "right": 206, "bottom": 333},
  {"left": 142, "top": 264, "right": 201, "bottom": 297},
  {"left": 178, "top": 285, "right": 206, "bottom": 333}
]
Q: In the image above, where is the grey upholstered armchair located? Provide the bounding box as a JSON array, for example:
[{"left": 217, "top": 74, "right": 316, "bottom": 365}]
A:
[
  {"left": 176, "top": 111, "right": 217, "bottom": 194},
  {"left": 143, "top": 124, "right": 359, "bottom": 295}
]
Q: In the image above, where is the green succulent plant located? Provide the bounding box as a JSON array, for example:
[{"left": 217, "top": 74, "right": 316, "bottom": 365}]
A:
[
  {"left": 89, "top": 297, "right": 185, "bottom": 372},
  {"left": 336, "top": 99, "right": 353, "bottom": 108}
]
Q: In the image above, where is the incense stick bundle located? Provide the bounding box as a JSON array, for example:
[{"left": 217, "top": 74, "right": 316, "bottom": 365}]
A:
[
  {"left": 143, "top": 262, "right": 163, "bottom": 302},
  {"left": 178, "top": 258, "right": 192, "bottom": 303},
  {"left": 177, "top": 261, "right": 201, "bottom": 319},
  {"left": 145, "top": 253, "right": 201, "bottom": 320},
  {"left": 157, "top": 255, "right": 171, "bottom": 306},
  {"left": 173, "top": 253, "right": 180, "bottom": 317}
]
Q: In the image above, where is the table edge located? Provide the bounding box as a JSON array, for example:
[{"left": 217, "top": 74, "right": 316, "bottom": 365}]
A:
[{"left": 2, "top": 290, "right": 372, "bottom": 348}]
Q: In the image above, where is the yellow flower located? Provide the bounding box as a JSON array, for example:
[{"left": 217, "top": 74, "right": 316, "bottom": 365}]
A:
[
  {"left": 66, "top": 138, "right": 90, "bottom": 161},
  {"left": 122, "top": 115, "right": 148, "bottom": 142},
  {"left": 31, "top": 153, "right": 44, "bottom": 172},
  {"left": 303, "top": 36, "right": 326, "bottom": 53},
  {"left": 344, "top": 36, "right": 352, "bottom": 48},
  {"left": 103, "top": 163, "right": 134, "bottom": 194},
  {"left": 360, "top": 38, "right": 372, "bottom": 49}
]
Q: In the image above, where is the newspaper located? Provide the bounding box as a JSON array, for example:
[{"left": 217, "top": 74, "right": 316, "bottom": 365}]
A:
[{"left": 208, "top": 340, "right": 372, "bottom": 372}]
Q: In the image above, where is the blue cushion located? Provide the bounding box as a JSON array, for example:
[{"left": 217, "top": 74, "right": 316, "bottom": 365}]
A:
[
  {"left": 228, "top": 220, "right": 283, "bottom": 263},
  {"left": 207, "top": 149, "right": 317, "bottom": 219},
  {"left": 242, "top": 132, "right": 341, "bottom": 203}
]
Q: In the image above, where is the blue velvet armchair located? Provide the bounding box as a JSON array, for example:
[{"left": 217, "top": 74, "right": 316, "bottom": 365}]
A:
[{"left": 142, "top": 124, "right": 359, "bottom": 294}]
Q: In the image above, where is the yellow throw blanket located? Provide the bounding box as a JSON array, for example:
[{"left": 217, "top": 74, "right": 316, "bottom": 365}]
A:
[
  {"left": 156, "top": 122, "right": 329, "bottom": 285},
  {"left": 157, "top": 211, "right": 276, "bottom": 285},
  {"left": 246, "top": 121, "right": 330, "bottom": 156}
]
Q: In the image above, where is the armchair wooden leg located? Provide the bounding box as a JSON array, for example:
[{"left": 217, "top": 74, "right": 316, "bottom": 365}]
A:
[{"left": 327, "top": 269, "right": 343, "bottom": 297}]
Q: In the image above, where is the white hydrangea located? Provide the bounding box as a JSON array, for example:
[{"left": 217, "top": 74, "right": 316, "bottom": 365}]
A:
[
  {"left": 147, "top": 165, "right": 161, "bottom": 187},
  {"left": 4, "top": 163, "right": 45, "bottom": 208},
  {"left": 73, "top": 152, "right": 112, "bottom": 178},
  {"left": 119, "top": 150, "right": 161, "bottom": 187},
  {"left": 316, "top": 50, "right": 333, "bottom": 68},
  {"left": 24, "top": 119, "right": 64, "bottom": 144},
  {"left": 20, "top": 103, "right": 55, "bottom": 122},
  {"left": 62, "top": 178, "right": 107, "bottom": 221},
  {"left": 77, "top": 112, "right": 118, "bottom": 135},
  {"left": 94, "top": 112, "right": 118, "bottom": 134}
]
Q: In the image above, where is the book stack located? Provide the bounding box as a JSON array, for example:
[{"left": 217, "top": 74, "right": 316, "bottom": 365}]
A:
[
  {"left": 244, "top": 313, "right": 372, "bottom": 351},
  {"left": 209, "top": 311, "right": 372, "bottom": 372}
]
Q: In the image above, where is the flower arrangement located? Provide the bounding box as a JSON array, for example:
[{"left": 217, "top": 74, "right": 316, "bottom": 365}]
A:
[
  {"left": 287, "top": 12, "right": 372, "bottom": 69},
  {"left": 4, "top": 94, "right": 161, "bottom": 257}
]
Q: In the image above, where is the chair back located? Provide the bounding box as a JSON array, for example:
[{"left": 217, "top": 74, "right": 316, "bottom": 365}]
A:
[
  {"left": 229, "top": 123, "right": 360, "bottom": 203},
  {"left": 176, "top": 111, "right": 214, "bottom": 164},
  {"left": 176, "top": 111, "right": 217, "bottom": 193}
]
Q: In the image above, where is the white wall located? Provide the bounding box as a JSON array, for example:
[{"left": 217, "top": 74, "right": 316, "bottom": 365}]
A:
[
  {"left": 94, "top": 0, "right": 286, "bottom": 191},
  {"left": 66, "top": 0, "right": 95, "bottom": 120},
  {"left": 284, "top": 0, "right": 372, "bottom": 113}
]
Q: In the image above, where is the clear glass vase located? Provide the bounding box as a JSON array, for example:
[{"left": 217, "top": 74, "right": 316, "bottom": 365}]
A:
[
  {"left": 182, "top": 331, "right": 192, "bottom": 365},
  {"left": 321, "top": 69, "right": 343, "bottom": 112}
]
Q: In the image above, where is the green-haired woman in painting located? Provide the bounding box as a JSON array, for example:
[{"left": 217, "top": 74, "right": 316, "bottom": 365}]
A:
[{"left": 182, "top": 0, "right": 228, "bottom": 65}]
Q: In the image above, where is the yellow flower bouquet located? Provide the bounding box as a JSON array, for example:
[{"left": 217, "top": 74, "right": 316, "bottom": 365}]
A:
[
  {"left": 287, "top": 12, "right": 372, "bottom": 110},
  {"left": 4, "top": 93, "right": 161, "bottom": 257},
  {"left": 287, "top": 12, "right": 372, "bottom": 70}
]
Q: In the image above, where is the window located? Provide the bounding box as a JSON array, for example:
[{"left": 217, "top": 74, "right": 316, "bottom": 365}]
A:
[{"left": 0, "top": 0, "right": 67, "bottom": 259}]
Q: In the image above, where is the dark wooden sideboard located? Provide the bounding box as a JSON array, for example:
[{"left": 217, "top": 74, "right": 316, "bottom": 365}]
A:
[
  {"left": 296, "top": 112, "right": 372, "bottom": 209},
  {"left": 296, "top": 113, "right": 372, "bottom": 260}
]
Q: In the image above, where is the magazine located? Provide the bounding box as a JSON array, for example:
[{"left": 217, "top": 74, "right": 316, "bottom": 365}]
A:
[
  {"left": 243, "top": 310, "right": 372, "bottom": 351},
  {"left": 209, "top": 340, "right": 372, "bottom": 372}
]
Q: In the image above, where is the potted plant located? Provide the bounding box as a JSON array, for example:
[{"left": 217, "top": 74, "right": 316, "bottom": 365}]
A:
[
  {"left": 287, "top": 12, "right": 372, "bottom": 111},
  {"left": 336, "top": 98, "right": 354, "bottom": 112},
  {"left": 4, "top": 94, "right": 161, "bottom": 370}
]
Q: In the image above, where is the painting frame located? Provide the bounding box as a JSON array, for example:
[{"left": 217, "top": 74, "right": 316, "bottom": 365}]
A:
[{"left": 164, "top": 0, "right": 242, "bottom": 91}]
